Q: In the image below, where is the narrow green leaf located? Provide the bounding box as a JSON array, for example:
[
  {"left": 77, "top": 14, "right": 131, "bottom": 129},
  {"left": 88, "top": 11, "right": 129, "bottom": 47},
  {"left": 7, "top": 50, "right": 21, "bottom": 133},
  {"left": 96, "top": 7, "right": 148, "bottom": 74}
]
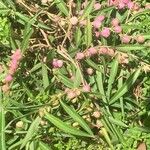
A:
[
  {"left": 108, "top": 117, "right": 128, "bottom": 128},
  {"left": 20, "top": 117, "right": 41, "bottom": 149},
  {"left": 80, "top": 0, "right": 95, "bottom": 20},
  {"left": 73, "top": 67, "right": 82, "bottom": 88},
  {"left": 60, "top": 100, "right": 93, "bottom": 136},
  {"left": 85, "top": 17, "right": 92, "bottom": 47},
  {"left": 86, "top": 59, "right": 103, "bottom": 73},
  {"left": 0, "top": 106, "right": 6, "bottom": 150},
  {"left": 110, "top": 69, "right": 141, "bottom": 105},
  {"left": 75, "top": 27, "right": 82, "bottom": 47},
  {"left": 20, "top": 28, "right": 34, "bottom": 53},
  {"left": 42, "top": 64, "right": 49, "bottom": 90},
  {"left": 54, "top": 0, "right": 69, "bottom": 16},
  {"left": 39, "top": 141, "right": 52, "bottom": 150},
  {"left": 116, "top": 44, "right": 147, "bottom": 52},
  {"left": 57, "top": 72, "right": 74, "bottom": 88},
  {"left": 107, "top": 58, "right": 118, "bottom": 100},
  {"left": 45, "top": 112, "right": 93, "bottom": 137}
]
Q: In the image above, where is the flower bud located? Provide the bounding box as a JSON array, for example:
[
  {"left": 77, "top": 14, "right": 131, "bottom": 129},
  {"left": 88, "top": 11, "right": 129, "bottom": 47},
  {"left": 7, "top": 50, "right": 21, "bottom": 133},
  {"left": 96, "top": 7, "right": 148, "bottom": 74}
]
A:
[
  {"left": 86, "top": 68, "right": 94, "bottom": 75},
  {"left": 70, "top": 16, "right": 78, "bottom": 25},
  {"left": 136, "top": 35, "right": 145, "bottom": 43},
  {"left": 75, "top": 52, "right": 84, "bottom": 60},
  {"left": 16, "top": 121, "right": 24, "bottom": 128}
]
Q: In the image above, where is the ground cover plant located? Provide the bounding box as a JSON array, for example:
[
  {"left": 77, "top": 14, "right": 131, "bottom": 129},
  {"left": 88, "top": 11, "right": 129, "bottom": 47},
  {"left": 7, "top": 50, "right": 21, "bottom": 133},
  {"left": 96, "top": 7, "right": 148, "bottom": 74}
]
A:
[{"left": 0, "top": 0, "right": 150, "bottom": 149}]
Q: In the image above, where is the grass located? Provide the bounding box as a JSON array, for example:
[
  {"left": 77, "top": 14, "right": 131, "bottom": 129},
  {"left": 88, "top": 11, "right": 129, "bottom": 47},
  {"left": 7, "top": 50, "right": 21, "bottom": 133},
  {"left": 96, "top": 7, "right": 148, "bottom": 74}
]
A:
[{"left": 0, "top": 0, "right": 150, "bottom": 149}]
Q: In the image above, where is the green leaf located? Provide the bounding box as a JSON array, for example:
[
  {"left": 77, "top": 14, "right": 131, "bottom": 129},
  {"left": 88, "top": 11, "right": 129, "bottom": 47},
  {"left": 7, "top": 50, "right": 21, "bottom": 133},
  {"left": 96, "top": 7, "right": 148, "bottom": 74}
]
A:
[
  {"left": 75, "top": 27, "right": 82, "bottom": 47},
  {"left": 60, "top": 100, "right": 93, "bottom": 136},
  {"left": 42, "top": 64, "right": 49, "bottom": 90},
  {"left": 108, "top": 117, "right": 128, "bottom": 128},
  {"left": 73, "top": 67, "right": 82, "bottom": 88},
  {"left": 20, "top": 28, "right": 34, "bottom": 53},
  {"left": 54, "top": 0, "right": 69, "bottom": 16},
  {"left": 39, "top": 141, "right": 52, "bottom": 150},
  {"left": 115, "top": 45, "right": 147, "bottom": 52},
  {"left": 0, "top": 106, "right": 6, "bottom": 150},
  {"left": 20, "top": 116, "right": 41, "bottom": 149},
  {"left": 80, "top": 0, "right": 95, "bottom": 20},
  {"left": 57, "top": 72, "right": 74, "bottom": 88},
  {"left": 85, "top": 17, "right": 92, "bottom": 47},
  {"left": 107, "top": 58, "right": 118, "bottom": 100},
  {"left": 45, "top": 112, "right": 93, "bottom": 137},
  {"left": 110, "top": 69, "right": 141, "bottom": 105}
]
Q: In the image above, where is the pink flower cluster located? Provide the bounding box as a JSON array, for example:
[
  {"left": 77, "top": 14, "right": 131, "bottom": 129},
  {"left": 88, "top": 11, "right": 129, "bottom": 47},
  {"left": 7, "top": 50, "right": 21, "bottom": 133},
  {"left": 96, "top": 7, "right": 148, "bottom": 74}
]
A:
[
  {"left": 109, "top": 0, "right": 139, "bottom": 10},
  {"left": 75, "top": 46, "right": 115, "bottom": 61},
  {"left": 111, "top": 18, "right": 122, "bottom": 33},
  {"left": 52, "top": 59, "right": 63, "bottom": 68},
  {"left": 2, "top": 49, "right": 22, "bottom": 93}
]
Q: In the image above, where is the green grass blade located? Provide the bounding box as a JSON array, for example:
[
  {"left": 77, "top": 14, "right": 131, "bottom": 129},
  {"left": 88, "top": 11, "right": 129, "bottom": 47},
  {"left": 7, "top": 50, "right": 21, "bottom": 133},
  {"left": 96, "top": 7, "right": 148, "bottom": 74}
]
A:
[
  {"left": 108, "top": 117, "right": 128, "bottom": 128},
  {"left": 54, "top": 0, "right": 69, "bottom": 16},
  {"left": 42, "top": 63, "right": 49, "bottom": 90},
  {"left": 57, "top": 72, "right": 74, "bottom": 88},
  {"left": 39, "top": 141, "right": 52, "bottom": 150},
  {"left": 45, "top": 112, "right": 93, "bottom": 137},
  {"left": 60, "top": 100, "right": 93, "bottom": 136},
  {"left": 110, "top": 68, "right": 141, "bottom": 105},
  {"left": 80, "top": 0, "right": 95, "bottom": 20},
  {"left": 73, "top": 67, "right": 82, "bottom": 88},
  {"left": 85, "top": 17, "right": 92, "bottom": 47},
  {"left": 0, "top": 106, "right": 6, "bottom": 150},
  {"left": 107, "top": 58, "right": 118, "bottom": 100},
  {"left": 20, "top": 116, "right": 41, "bottom": 149}
]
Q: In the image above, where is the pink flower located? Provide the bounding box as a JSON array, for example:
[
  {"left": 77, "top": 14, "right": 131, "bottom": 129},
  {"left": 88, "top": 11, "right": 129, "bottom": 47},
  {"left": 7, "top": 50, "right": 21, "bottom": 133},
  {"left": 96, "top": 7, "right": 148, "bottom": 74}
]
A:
[
  {"left": 95, "top": 31, "right": 100, "bottom": 37},
  {"left": 67, "top": 90, "right": 76, "bottom": 99},
  {"left": 88, "top": 47, "right": 97, "bottom": 55},
  {"left": 96, "top": 15, "right": 105, "bottom": 22},
  {"left": 83, "top": 84, "right": 91, "bottom": 92},
  {"left": 5, "top": 74, "right": 13, "bottom": 83},
  {"left": 127, "top": 2, "right": 134, "bottom": 9},
  {"left": 52, "top": 59, "right": 63, "bottom": 68},
  {"left": 114, "top": 26, "right": 122, "bottom": 33},
  {"left": 98, "top": 47, "right": 108, "bottom": 54},
  {"left": 111, "top": 18, "right": 119, "bottom": 26},
  {"left": 11, "top": 49, "right": 22, "bottom": 61},
  {"left": 121, "top": 35, "right": 131, "bottom": 43},
  {"left": 57, "top": 60, "right": 63, "bottom": 68},
  {"left": 92, "top": 20, "right": 101, "bottom": 28},
  {"left": 118, "top": 2, "right": 125, "bottom": 9},
  {"left": 52, "top": 59, "right": 58, "bottom": 68},
  {"left": 75, "top": 52, "right": 84, "bottom": 60},
  {"left": 101, "top": 28, "right": 110, "bottom": 38},
  {"left": 122, "top": 0, "right": 130, "bottom": 4},
  {"left": 94, "top": 3, "right": 101, "bottom": 10}
]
